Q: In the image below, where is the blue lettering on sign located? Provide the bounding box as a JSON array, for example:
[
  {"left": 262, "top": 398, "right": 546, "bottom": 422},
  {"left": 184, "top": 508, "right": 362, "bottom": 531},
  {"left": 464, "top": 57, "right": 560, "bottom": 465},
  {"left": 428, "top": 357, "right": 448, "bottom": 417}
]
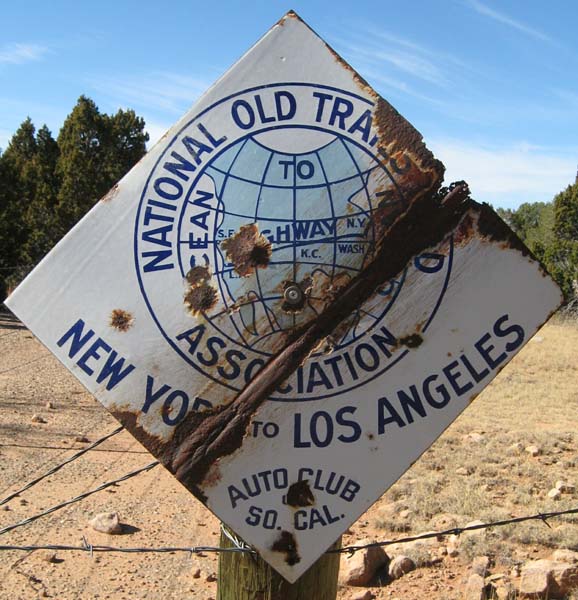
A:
[
  {"left": 312, "top": 92, "right": 377, "bottom": 145},
  {"left": 226, "top": 467, "right": 361, "bottom": 530},
  {"left": 295, "top": 505, "right": 342, "bottom": 530},
  {"left": 337, "top": 243, "right": 365, "bottom": 254},
  {"left": 139, "top": 122, "right": 226, "bottom": 273},
  {"left": 228, "top": 469, "right": 289, "bottom": 509},
  {"left": 261, "top": 219, "right": 336, "bottom": 244},
  {"left": 55, "top": 320, "right": 212, "bottom": 425},
  {"left": 231, "top": 91, "right": 297, "bottom": 130},
  {"left": 56, "top": 319, "right": 135, "bottom": 391},
  {"left": 377, "top": 314, "right": 525, "bottom": 435},
  {"left": 174, "top": 320, "right": 399, "bottom": 398},
  {"left": 293, "top": 407, "right": 362, "bottom": 448},
  {"left": 142, "top": 375, "right": 212, "bottom": 426}
]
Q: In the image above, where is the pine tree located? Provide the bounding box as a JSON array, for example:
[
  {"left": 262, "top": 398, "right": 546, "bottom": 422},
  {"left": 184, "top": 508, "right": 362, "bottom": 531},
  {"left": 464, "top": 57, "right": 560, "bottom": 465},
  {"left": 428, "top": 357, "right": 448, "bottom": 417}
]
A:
[
  {"left": 1, "top": 98, "right": 149, "bottom": 299},
  {"left": 547, "top": 180, "right": 578, "bottom": 300},
  {"left": 20, "top": 125, "right": 62, "bottom": 266},
  {"left": 553, "top": 181, "right": 578, "bottom": 242},
  {"left": 103, "top": 108, "right": 148, "bottom": 184},
  {"left": 56, "top": 96, "right": 148, "bottom": 232},
  {"left": 56, "top": 96, "right": 107, "bottom": 230},
  {"left": 0, "top": 118, "right": 38, "bottom": 297}
]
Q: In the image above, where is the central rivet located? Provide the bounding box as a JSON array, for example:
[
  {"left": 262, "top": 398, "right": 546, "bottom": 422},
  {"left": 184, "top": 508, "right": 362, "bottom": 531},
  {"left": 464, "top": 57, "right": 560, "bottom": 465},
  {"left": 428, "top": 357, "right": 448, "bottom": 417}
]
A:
[{"left": 284, "top": 284, "right": 303, "bottom": 305}]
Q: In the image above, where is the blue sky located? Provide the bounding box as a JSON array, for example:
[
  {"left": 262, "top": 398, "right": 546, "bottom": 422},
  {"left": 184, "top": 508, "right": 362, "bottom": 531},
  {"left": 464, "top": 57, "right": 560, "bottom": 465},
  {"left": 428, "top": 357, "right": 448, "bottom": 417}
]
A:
[{"left": 1, "top": 0, "right": 577, "bottom": 209}]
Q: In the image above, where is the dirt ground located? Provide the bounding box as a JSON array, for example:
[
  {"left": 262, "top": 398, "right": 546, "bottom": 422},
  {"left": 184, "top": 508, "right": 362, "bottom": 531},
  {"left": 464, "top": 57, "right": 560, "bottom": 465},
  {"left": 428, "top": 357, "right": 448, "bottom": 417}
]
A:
[{"left": 1, "top": 310, "right": 577, "bottom": 600}]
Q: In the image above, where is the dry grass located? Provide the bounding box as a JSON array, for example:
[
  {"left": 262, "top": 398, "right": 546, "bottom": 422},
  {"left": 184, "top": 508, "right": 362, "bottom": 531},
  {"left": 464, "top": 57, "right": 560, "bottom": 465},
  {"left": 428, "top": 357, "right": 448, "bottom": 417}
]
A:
[{"left": 371, "top": 318, "right": 578, "bottom": 566}]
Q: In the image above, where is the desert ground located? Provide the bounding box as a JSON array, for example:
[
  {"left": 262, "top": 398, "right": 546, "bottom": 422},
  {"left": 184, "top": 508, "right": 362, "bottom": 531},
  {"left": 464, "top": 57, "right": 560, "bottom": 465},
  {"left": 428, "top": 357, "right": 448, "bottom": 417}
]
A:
[{"left": 1, "top": 310, "right": 577, "bottom": 600}]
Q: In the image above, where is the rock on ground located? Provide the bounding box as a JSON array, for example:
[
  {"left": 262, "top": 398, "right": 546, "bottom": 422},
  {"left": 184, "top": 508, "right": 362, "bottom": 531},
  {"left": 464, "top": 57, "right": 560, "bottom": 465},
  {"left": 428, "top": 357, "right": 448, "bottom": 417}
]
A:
[
  {"left": 388, "top": 555, "right": 415, "bottom": 579},
  {"left": 555, "top": 480, "right": 576, "bottom": 493},
  {"left": 519, "top": 559, "right": 578, "bottom": 598},
  {"left": 340, "top": 539, "right": 388, "bottom": 586},
  {"left": 464, "top": 573, "right": 488, "bottom": 600},
  {"left": 89, "top": 512, "right": 123, "bottom": 534},
  {"left": 552, "top": 549, "right": 578, "bottom": 563}
]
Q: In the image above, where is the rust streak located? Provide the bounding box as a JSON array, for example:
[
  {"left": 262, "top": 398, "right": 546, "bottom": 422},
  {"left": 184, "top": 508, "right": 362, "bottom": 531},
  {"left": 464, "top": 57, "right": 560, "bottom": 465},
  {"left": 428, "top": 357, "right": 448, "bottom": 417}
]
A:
[{"left": 160, "top": 183, "right": 473, "bottom": 496}]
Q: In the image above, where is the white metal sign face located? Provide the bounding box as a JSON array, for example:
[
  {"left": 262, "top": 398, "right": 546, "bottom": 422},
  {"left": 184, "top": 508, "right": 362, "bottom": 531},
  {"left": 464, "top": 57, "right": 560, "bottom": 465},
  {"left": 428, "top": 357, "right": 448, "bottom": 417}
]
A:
[
  {"left": 134, "top": 82, "right": 450, "bottom": 403},
  {"left": 6, "top": 13, "right": 563, "bottom": 582}
]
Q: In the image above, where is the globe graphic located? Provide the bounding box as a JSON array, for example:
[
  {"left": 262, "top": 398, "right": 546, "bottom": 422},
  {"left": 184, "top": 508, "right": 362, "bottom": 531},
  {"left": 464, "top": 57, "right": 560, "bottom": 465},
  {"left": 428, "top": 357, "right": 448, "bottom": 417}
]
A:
[{"left": 178, "top": 129, "right": 405, "bottom": 357}]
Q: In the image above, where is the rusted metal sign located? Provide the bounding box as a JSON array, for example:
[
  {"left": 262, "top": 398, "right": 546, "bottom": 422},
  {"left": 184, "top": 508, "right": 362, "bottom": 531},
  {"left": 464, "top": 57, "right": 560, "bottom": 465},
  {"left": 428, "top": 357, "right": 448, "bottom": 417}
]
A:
[{"left": 6, "top": 12, "right": 563, "bottom": 581}]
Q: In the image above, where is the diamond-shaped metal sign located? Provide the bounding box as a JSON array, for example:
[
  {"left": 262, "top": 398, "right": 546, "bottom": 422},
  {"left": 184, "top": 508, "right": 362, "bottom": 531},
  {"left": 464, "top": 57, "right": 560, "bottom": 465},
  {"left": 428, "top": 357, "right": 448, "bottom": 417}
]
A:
[{"left": 6, "top": 12, "right": 563, "bottom": 581}]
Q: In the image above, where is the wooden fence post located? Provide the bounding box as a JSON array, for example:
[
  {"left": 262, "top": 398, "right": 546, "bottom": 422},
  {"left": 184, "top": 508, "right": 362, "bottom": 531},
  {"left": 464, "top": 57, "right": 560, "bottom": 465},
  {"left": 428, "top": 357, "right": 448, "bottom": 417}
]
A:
[{"left": 217, "top": 526, "right": 342, "bottom": 600}]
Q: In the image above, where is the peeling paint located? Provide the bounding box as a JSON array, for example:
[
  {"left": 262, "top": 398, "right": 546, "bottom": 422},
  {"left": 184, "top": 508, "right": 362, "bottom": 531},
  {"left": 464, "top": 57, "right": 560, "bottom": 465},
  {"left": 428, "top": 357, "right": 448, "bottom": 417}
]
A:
[
  {"left": 221, "top": 223, "right": 272, "bottom": 277},
  {"left": 286, "top": 479, "right": 315, "bottom": 507},
  {"left": 184, "top": 266, "right": 218, "bottom": 317},
  {"left": 271, "top": 530, "right": 300, "bottom": 566},
  {"left": 186, "top": 265, "right": 212, "bottom": 286},
  {"left": 398, "top": 333, "right": 423, "bottom": 349},
  {"left": 100, "top": 184, "right": 119, "bottom": 203},
  {"left": 372, "top": 98, "right": 444, "bottom": 199},
  {"left": 184, "top": 285, "right": 218, "bottom": 316},
  {"left": 109, "top": 309, "right": 134, "bottom": 332}
]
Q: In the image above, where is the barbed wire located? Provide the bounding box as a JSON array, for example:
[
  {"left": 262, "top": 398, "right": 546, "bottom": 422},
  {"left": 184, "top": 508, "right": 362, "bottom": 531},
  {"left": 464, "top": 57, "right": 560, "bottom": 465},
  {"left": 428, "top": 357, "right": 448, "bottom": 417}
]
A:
[
  {"left": 0, "top": 425, "right": 125, "bottom": 507},
  {"left": 331, "top": 506, "right": 578, "bottom": 554},
  {"left": 0, "top": 539, "right": 253, "bottom": 556},
  {"left": 2, "top": 505, "right": 578, "bottom": 557},
  {"left": 0, "top": 410, "right": 577, "bottom": 556},
  {"left": 0, "top": 353, "right": 51, "bottom": 376},
  {"left": 1, "top": 442, "right": 147, "bottom": 454},
  {"left": 0, "top": 461, "right": 159, "bottom": 537},
  {"left": 1, "top": 316, "right": 576, "bottom": 560}
]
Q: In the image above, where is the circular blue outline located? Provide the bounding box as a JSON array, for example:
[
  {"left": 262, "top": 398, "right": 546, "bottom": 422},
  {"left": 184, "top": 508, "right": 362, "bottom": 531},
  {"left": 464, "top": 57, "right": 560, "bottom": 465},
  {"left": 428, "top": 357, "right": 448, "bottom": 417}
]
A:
[
  {"left": 134, "top": 82, "right": 451, "bottom": 402},
  {"left": 173, "top": 125, "right": 401, "bottom": 356}
]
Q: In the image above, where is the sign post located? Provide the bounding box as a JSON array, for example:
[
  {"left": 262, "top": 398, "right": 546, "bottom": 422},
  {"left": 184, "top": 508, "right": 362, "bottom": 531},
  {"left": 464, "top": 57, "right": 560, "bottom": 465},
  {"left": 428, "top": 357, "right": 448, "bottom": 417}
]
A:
[
  {"left": 5, "top": 10, "right": 563, "bottom": 593},
  {"left": 217, "top": 526, "right": 341, "bottom": 600}
]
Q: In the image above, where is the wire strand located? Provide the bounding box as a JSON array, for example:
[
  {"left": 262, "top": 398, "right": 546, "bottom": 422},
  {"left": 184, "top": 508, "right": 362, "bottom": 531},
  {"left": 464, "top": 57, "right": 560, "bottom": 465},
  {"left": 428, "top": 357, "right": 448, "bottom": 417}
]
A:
[
  {"left": 0, "top": 461, "right": 158, "bottom": 537},
  {"left": 2, "top": 506, "right": 578, "bottom": 556},
  {"left": 0, "top": 426, "right": 125, "bottom": 507},
  {"left": 0, "top": 353, "right": 50, "bottom": 376},
  {"left": 0, "top": 542, "right": 253, "bottom": 555}
]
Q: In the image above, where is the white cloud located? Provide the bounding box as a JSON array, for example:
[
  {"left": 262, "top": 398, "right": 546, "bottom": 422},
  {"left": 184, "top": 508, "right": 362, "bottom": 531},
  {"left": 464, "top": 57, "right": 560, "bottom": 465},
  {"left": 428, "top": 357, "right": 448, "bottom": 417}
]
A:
[
  {"left": 333, "top": 31, "right": 449, "bottom": 88},
  {"left": 0, "top": 43, "right": 49, "bottom": 65},
  {"left": 338, "top": 41, "right": 447, "bottom": 87},
  {"left": 429, "top": 138, "right": 577, "bottom": 208},
  {"left": 89, "top": 72, "right": 211, "bottom": 115},
  {"left": 464, "top": 0, "right": 551, "bottom": 43}
]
